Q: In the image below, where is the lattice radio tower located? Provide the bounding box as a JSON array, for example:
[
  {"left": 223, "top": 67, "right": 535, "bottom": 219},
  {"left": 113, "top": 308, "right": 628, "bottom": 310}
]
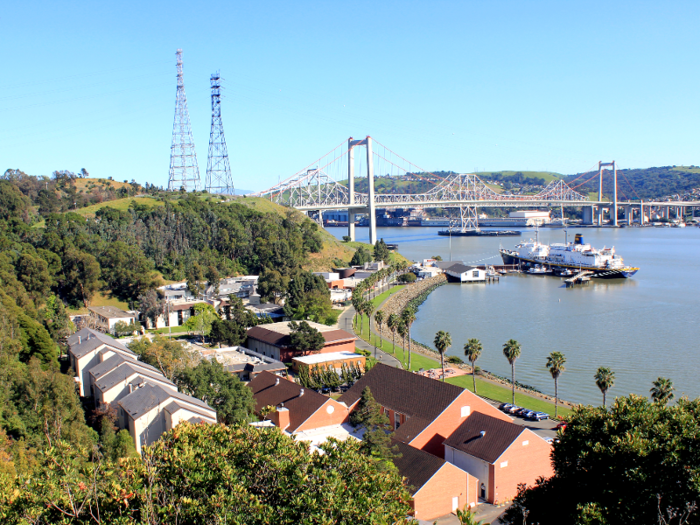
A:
[
  {"left": 205, "top": 72, "right": 234, "bottom": 194},
  {"left": 168, "top": 49, "right": 200, "bottom": 191}
]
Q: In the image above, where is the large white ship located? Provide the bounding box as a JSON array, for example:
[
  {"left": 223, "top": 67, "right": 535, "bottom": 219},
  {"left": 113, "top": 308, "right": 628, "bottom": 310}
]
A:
[{"left": 500, "top": 233, "right": 639, "bottom": 278}]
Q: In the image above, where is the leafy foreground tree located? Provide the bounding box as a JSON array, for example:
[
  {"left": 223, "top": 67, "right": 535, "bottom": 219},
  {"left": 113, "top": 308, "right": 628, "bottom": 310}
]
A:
[
  {"left": 546, "top": 351, "right": 566, "bottom": 418},
  {"left": 502, "top": 395, "right": 700, "bottom": 525},
  {"left": 288, "top": 320, "right": 325, "bottom": 353},
  {"left": 594, "top": 366, "right": 615, "bottom": 407},
  {"left": 502, "top": 339, "right": 522, "bottom": 404},
  {"left": 1, "top": 422, "right": 413, "bottom": 524},
  {"left": 176, "top": 359, "right": 256, "bottom": 425},
  {"left": 464, "top": 338, "right": 483, "bottom": 394},
  {"left": 350, "top": 386, "right": 401, "bottom": 468}
]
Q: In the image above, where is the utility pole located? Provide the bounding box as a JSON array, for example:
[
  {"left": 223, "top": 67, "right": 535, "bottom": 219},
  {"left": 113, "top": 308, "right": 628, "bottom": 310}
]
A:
[
  {"left": 205, "top": 72, "right": 234, "bottom": 195},
  {"left": 168, "top": 49, "right": 201, "bottom": 192}
]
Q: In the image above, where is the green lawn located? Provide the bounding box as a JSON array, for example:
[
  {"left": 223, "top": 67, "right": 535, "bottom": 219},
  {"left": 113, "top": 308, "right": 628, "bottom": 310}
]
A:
[{"left": 152, "top": 325, "right": 190, "bottom": 335}]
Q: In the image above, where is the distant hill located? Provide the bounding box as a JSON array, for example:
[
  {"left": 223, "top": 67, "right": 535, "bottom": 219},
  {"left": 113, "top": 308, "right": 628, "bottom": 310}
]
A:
[{"left": 562, "top": 166, "right": 700, "bottom": 201}]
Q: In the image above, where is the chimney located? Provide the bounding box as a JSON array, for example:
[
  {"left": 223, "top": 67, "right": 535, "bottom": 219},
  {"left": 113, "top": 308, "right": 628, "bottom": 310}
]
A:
[
  {"left": 299, "top": 388, "right": 304, "bottom": 397},
  {"left": 276, "top": 407, "right": 290, "bottom": 431},
  {"left": 479, "top": 431, "right": 486, "bottom": 438},
  {"left": 128, "top": 384, "right": 134, "bottom": 393},
  {"left": 78, "top": 336, "right": 81, "bottom": 344},
  {"left": 275, "top": 377, "right": 280, "bottom": 386}
]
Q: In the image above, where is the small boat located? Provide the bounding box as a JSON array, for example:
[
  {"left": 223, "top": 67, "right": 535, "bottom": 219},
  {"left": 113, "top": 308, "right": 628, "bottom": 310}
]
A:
[
  {"left": 558, "top": 268, "right": 575, "bottom": 277},
  {"left": 528, "top": 265, "right": 551, "bottom": 275}
]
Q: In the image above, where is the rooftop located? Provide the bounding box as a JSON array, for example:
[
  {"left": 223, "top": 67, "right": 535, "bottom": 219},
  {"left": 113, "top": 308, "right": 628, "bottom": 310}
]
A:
[
  {"left": 118, "top": 382, "right": 214, "bottom": 420},
  {"left": 95, "top": 362, "right": 175, "bottom": 393},
  {"left": 338, "top": 363, "right": 465, "bottom": 443},
  {"left": 247, "top": 371, "right": 335, "bottom": 432},
  {"left": 68, "top": 328, "right": 134, "bottom": 359},
  {"left": 292, "top": 351, "right": 362, "bottom": 365},
  {"left": 443, "top": 412, "right": 526, "bottom": 464},
  {"left": 392, "top": 441, "right": 447, "bottom": 495},
  {"left": 88, "top": 306, "right": 135, "bottom": 319},
  {"left": 444, "top": 263, "right": 478, "bottom": 274},
  {"left": 247, "top": 322, "right": 355, "bottom": 349}
]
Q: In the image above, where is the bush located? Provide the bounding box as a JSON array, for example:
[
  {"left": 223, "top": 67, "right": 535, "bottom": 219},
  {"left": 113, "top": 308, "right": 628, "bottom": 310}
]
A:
[
  {"left": 446, "top": 356, "right": 464, "bottom": 364},
  {"left": 342, "top": 236, "right": 351, "bottom": 242},
  {"left": 397, "top": 273, "right": 417, "bottom": 283}
]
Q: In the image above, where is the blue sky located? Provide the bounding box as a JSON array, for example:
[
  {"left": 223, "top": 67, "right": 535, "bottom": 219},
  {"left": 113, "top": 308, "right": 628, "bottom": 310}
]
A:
[{"left": 2, "top": 1, "right": 699, "bottom": 191}]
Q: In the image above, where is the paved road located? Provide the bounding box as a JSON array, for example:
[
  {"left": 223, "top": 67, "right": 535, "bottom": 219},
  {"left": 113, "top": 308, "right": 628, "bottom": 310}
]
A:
[{"left": 338, "top": 305, "right": 402, "bottom": 369}]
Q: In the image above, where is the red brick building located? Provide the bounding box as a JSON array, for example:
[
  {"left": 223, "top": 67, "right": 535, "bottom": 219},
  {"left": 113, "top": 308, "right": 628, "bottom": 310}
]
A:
[
  {"left": 338, "top": 363, "right": 511, "bottom": 458},
  {"left": 443, "top": 412, "right": 554, "bottom": 505},
  {"left": 246, "top": 321, "right": 356, "bottom": 363},
  {"left": 392, "top": 441, "right": 479, "bottom": 521},
  {"left": 247, "top": 371, "right": 349, "bottom": 433}
]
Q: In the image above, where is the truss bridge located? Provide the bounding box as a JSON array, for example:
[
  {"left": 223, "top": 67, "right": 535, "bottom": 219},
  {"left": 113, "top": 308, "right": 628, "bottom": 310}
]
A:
[{"left": 253, "top": 137, "right": 700, "bottom": 244}]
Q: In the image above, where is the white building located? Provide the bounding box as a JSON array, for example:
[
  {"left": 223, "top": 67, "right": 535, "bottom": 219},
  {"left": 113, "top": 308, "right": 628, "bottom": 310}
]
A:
[
  {"left": 444, "top": 264, "right": 487, "bottom": 283},
  {"left": 87, "top": 306, "right": 138, "bottom": 334}
]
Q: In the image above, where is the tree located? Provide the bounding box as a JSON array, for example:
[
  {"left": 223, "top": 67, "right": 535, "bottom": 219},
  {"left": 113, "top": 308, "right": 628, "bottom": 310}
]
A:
[
  {"left": 502, "top": 339, "right": 522, "bottom": 404},
  {"left": 397, "top": 272, "right": 417, "bottom": 283},
  {"left": 594, "top": 366, "right": 615, "bottom": 407},
  {"left": 288, "top": 320, "right": 325, "bottom": 353},
  {"left": 99, "top": 241, "right": 159, "bottom": 302},
  {"left": 128, "top": 336, "right": 197, "bottom": 381},
  {"left": 546, "top": 351, "right": 566, "bottom": 418},
  {"left": 350, "top": 246, "right": 373, "bottom": 266},
  {"left": 434, "top": 330, "right": 452, "bottom": 382},
  {"left": 464, "top": 338, "right": 483, "bottom": 394},
  {"left": 650, "top": 377, "right": 675, "bottom": 405},
  {"left": 400, "top": 308, "right": 416, "bottom": 370},
  {"left": 502, "top": 395, "right": 700, "bottom": 525},
  {"left": 257, "top": 268, "right": 288, "bottom": 303},
  {"left": 177, "top": 359, "right": 256, "bottom": 425},
  {"left": 138, "top": 289, "right": 164, "bottom": 329},
  {"left": 397, "top": 320, "right": 408, "bottom": 363},
  {"left": 112, "top": 320, "right": 141, "bottom": 337},
  {"left": 349, "top": 386, "right": 400, "bottom": 466},
  {"left": 184, "top": 303, "right": 219, "bottom": 343},
  {"left": 387, "top": 313, "right": 399, "bottom": 355},
  {"left": 209, "top": 318, "right": 247, "bottom": 347},
  {"left": 373, "top": 239, "right": 391, "bottom": 263},
  {"left": 374, "top": 309, "right": 385, "bottom": 350},
  {"left": 58, "top": 249, "right": 101, "bottom": 307}
]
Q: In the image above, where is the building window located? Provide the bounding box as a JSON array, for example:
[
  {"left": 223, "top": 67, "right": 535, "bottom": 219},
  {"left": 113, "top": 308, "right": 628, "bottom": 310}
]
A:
[
  {"left": 460, "top": 406, "right": 470, "bottom": 417},
  {"left": 500, "top": 460, "right": 508, "bottom": 468},
  {"left": 473, "top": 271, "right": 479, "bottom": 277},
  {"left": 394, "top": 412, "right": 402, "bottom": 430}
]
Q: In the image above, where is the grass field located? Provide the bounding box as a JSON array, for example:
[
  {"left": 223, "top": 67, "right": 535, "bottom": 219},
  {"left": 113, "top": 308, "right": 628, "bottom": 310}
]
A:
[
  {"left": 352, "top": 285, "right": 572, "bottom": 418},
  {"left": 67, "top": 291, "right": 130, "bottom": 315},
  {"left": 73, "top": 196, "right": 163, "bottom": 217}
]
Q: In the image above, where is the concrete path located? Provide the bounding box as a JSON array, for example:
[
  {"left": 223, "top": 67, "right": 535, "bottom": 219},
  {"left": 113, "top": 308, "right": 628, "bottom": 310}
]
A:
[{"left": 338, "top": 305, "right": 402, "bottom": 368}]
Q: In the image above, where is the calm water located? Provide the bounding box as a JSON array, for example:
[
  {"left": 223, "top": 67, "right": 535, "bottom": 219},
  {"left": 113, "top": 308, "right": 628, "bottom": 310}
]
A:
[{"left": 330, "top": 225, "right": 700, "bottom": 405}]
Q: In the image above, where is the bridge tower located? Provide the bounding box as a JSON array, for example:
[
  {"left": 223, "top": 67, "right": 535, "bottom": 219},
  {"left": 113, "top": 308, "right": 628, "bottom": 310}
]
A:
[
  {"left": 168, "top": 49, "right": 201, "bottom": 192},
  {"left": 205, "top": 72, "right": 235, "bottom": 195},
  {"left": 347, "top": 136, "right": 377, "bottom": 244},
  {"left": 597, "top": 161, "right": 617, "bottom": 226}
]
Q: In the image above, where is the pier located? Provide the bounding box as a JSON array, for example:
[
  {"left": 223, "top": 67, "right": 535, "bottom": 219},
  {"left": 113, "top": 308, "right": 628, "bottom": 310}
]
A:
[{"left": 565, "top": 270, "right": 593, "bottom": 287}]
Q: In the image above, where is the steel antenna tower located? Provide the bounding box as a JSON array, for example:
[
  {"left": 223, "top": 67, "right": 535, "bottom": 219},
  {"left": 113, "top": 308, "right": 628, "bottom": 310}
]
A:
[
  {"left": 168, "top": 49, "right": 200, "bottom": 191},
  {"left": 205, "top": 72, "right": 234, "bottom": 194}
]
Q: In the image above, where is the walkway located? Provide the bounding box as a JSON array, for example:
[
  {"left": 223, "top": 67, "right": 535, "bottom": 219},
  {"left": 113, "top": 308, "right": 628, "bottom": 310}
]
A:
[{"left": 338, "top": 304, "right": 402, "bottom": 369}]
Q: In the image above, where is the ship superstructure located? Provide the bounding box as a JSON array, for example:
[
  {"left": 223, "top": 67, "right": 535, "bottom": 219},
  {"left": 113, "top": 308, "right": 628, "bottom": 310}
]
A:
[{"left": 500, "top": 233, "right": 639, "bottom": 278}]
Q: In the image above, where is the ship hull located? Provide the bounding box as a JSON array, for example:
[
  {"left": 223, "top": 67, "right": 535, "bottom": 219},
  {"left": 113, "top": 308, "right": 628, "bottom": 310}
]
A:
[{"left": 500, "top": 250, "right": 638, "bottom": 279}]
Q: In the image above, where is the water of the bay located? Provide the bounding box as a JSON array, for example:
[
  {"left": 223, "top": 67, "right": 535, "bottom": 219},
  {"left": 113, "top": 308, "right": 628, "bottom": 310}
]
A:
[{"left": 329, "top": 225, "right": 700, "bottom": 406}]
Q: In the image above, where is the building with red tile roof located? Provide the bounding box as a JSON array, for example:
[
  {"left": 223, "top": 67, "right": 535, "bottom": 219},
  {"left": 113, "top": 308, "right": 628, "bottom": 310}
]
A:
[{"left": 246, "top": 321, "right": 356, "bottom": 362}]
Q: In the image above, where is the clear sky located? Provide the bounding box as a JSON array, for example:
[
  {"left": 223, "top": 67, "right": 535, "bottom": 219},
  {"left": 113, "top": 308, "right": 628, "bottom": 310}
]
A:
[{"left": 2, "top": 1, "right": 699, "bottom": 191}]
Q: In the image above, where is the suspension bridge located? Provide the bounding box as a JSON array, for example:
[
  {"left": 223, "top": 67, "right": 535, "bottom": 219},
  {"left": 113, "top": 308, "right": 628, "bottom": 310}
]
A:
[{"left": 253, "top": 137, "right": 700, "bottom": 244}]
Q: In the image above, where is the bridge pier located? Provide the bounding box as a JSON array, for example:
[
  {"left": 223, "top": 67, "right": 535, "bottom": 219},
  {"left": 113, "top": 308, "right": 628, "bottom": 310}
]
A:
[
  {"left": 582, "top": 206, "right": 594, "bottom": 225},
  {"left": 347, "top": 137, "right": 356, "bottom": 242},
  {"left": 366, "top": 136, "right": 377, "bottom": 246}
]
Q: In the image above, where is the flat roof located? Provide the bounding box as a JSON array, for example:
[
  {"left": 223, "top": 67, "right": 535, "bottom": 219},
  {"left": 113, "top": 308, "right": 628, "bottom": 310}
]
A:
[
  {"left": 88, "top": 306, "right": 135, "bottom": 319},
  {"left": 293, "top": 351, "right": 363, "bottom": 365}
]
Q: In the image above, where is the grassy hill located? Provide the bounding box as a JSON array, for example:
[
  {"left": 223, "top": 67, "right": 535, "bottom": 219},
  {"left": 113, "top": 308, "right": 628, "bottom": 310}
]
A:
[
  {"left": 476, "top": 170, "right": 563, "bottom": 184},
  {"left": 73, "top": 196, "right": 164, "bottom": 217}
]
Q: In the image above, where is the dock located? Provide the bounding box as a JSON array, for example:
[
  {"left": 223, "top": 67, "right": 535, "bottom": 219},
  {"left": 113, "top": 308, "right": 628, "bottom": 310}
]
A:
[{"left": 565, "top": 270, "right": 593, "bottom": 287}]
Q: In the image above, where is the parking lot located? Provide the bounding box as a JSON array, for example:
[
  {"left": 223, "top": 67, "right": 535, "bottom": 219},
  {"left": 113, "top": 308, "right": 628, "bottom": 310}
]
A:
[{"left": 484, "top": 400, "right": 560, "bottom": 440}]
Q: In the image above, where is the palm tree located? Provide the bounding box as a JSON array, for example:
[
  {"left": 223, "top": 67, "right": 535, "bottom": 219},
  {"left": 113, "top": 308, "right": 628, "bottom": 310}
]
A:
[
  {"left": 401, "top": 308, "right": 417, "bottom": 370},
  {"left": 464, "top": 339, "right": 483, "bottom": 394},
  {"left": 502, "top": 339, "right": 522, "bottom": 404},
  {"left": 434, "top": 331, "right": 452, "bottom": 381},
  {"left": 363, "top": 300, "right": 374, "bottom": 341},
  {"left": 387, "top": 313, "right": 399, "bottom": 355},
  {"left": 650, "top": 377, "right": 675, "bottom": 405},
  {"left": 594, "top": 366, "right": 615, "bottom": 407},
  {"left": 397, "top": 320, "right": 408, "bottom": 367},
  {"left": 546, "top": 351, "right": 566, "bottom": 418},
  {"left": 374, "top": 309, "right": 385, "bottom": 351}
]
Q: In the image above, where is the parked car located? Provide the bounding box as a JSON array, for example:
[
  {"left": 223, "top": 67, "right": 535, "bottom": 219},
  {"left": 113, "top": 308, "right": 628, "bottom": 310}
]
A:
[
  {"left": 507, "top": 405, "right": 523, "bottom": 414},
  {"left": 521, "top": 410, "right": 538, "bottom": 419},
  {"left": 527, "top": 411, "right": 549, "bottom": 421},
  {"left": 499, "top": 403, "right": 514, "bottom": 412},
  {"left": 555, "top": 421, "right": 567, "bottom": 431},
  {"left": 513, "top": 407, "right": 531, "bottom": 417}
]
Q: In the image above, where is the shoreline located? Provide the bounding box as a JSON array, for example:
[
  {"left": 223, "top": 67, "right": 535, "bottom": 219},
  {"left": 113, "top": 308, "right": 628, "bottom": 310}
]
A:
[{"left": 371, "top": 276, "right": 577, "bottom": 412}]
